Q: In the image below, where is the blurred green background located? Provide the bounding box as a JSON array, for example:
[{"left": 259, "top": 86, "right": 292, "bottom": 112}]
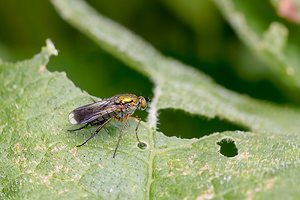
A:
[{"left": 0, "top": 0, "right": 291, "bottom": 138}]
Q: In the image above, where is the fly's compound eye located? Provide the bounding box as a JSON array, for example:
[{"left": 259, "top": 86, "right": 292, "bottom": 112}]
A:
[
  {"left": 139, "top": 96, "right": 147, "bottom": 110},
  {"left": 141, "top": 99, "right": 146, "bottom": 109}
]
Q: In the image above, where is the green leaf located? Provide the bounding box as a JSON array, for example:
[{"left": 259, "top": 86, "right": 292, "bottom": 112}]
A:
[
  {"left": 0, "top": 0, "right": 299, "bottom": 200},
  {"left": 0, "top": 40, "right": 152, "bottom": 199}
]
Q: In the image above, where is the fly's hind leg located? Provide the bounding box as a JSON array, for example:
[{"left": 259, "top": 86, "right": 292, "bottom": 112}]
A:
[
  {"left": 68, "top": 123, "right": 90, "bottom": 132},
  {"left": 91, "top": 120, "right": 110, "bottom": 132}
]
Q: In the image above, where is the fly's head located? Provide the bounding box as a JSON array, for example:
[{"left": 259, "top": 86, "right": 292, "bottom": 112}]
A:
[{"left": 138, "top": 96, "right": 150, "bottom": 110}]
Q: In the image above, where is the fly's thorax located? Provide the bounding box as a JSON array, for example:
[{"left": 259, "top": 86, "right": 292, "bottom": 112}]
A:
[{"left": 115, "top": 94, "right": 139, "bottom": 105}]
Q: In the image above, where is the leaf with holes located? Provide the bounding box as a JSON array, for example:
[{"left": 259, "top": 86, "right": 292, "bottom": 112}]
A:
[
  {"left": 50, "top": 0, "right": 300, "bottom": 198},
  {"left": 0, "top": 0, "right": 300, "bottom": 199}
]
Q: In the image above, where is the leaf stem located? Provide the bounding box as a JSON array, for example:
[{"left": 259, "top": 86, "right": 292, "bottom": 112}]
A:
[{"left": 147, "top": 84, "right": 161, "bottom": 130}]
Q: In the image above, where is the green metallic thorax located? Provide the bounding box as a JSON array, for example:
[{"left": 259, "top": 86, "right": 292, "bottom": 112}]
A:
[{"left": 115, "top": 94, "right": 138, "bottom": 105}]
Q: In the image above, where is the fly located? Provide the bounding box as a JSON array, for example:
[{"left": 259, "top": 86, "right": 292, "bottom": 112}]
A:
[{"left": 68, "top": 94, "right": 150, "bottom": 158}]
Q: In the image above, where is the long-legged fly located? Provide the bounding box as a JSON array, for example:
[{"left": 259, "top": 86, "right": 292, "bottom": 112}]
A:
[{"left": 68, "top": 94, "right": 149, "bottom": 158}]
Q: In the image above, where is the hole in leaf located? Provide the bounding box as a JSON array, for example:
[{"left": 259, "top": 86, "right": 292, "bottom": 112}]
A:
[
  {"left": 137, "top": 142, "right": 147, "bottom": 150},
  {"left": 158, "top": 109, "right": 248, "bottom": 139},
  {"left": 217, "top": 138, "right": 238, "bottom": 157}
]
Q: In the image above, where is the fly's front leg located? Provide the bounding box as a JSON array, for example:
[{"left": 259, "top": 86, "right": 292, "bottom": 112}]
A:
[{"left": 129, "top": 116, "right": 142, "bottom": 143}]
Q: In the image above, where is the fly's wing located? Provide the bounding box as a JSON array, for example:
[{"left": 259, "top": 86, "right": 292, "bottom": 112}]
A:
[{"left": 69, "top": 97, "right": 118, "bottom": 125}]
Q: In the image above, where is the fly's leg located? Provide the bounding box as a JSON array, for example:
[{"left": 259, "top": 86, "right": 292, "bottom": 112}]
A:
[
  {"left": 68, "top": 123, "right": 90, "bottom": 132},
  {"left": 91, "top": 120, "right": 110, "bottom": 133},
  {"left": 77, "top": 117, "right": 113, "bottom": 147},
  {"left": 129, "top": 116, "right": 142, "bottom": 144},
  {"left": 113, "top": 115, "right": 130, "bottom": 158}
]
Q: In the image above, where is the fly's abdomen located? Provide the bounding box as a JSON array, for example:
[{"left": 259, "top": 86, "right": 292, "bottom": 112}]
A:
[{"left": 97, "top": 109, "right": 120, "bottom": 122}]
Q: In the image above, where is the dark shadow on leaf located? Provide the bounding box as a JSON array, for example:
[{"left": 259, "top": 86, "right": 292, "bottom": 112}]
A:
[{"left": 158, "top": 109, "right": 249, "bottom": 139}]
